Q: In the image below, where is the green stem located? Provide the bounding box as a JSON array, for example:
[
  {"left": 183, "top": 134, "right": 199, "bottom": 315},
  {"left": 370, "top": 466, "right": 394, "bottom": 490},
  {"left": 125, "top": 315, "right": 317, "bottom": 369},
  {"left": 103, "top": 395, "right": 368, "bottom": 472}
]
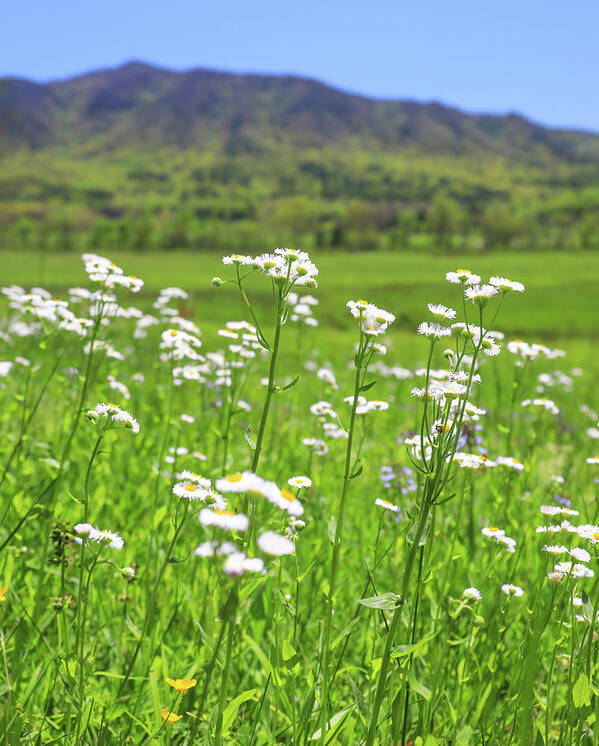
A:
[
  {"left": 319, "top": 335, "right": 366, "bottom": 742},
  {"left": 365, "top": 491, "right": 432, "bottom": 746},
  {"left": 251, "top": 287, "right": 283, "bottom": 472}
]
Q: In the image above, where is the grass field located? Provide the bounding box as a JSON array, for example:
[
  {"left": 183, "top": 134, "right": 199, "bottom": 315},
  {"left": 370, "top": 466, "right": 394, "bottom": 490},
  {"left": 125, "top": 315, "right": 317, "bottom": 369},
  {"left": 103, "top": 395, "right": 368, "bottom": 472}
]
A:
[
  {"left": 3, "top": 249, "right": 599, "bottom": 354},
  {"left": 1, "top": 248, "right": 599, "bottom": 744}
]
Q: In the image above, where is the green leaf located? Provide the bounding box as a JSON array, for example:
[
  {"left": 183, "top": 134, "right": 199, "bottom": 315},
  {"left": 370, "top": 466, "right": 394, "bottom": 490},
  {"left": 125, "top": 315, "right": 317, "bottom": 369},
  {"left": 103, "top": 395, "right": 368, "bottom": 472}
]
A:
[
  {"left": 222, "top": 688, "right": 257, "bottom": 732},
  {"left": 573, "top": 672, "right": 591, "bottom": 708},
  {"left": 153, "top": 504, "right": 167, "bottom": 530},
  {"left": 359, "top": 380, "right": 376, "bottom": 392},
  {"left": 279, "top": 375, "right": 300, "bottom": 392},
  {"left": 581, "top": 590, "right": 594, "bottom": 624},
  {"left": 296, "top": 559, "right": 316, "bottom": 584},
  {"left": 358, "top": 592, "right": 398, "bottom": 610},
  {"left": 328, "top": 515, "right": 337, "bottom": 544},
  {"left": 349, "top": 674, "right": 369, "bottom": 719},
  {"left": 332, "top": 617, "right": 360, "bottom": 649},
  {"left": 350, "top": 464, "right": 363, "bottom": 479},
  {"left": 455, "top": 724, "right": 473, "bottom": 745},
  {"left": 310, "top": 708, "right": 352, "bottom": 740},
  {"left": 244, "top": 424, "right": 256, "bottom": 451},
  {"left": 239, "top": 572, "right": 269, "bottom": 601},
  {"left": 391, "top": 632, "right": 437, "bottom": 659},
  {"left": 408, "top": 668, "right": 432, "bottom": 701}
]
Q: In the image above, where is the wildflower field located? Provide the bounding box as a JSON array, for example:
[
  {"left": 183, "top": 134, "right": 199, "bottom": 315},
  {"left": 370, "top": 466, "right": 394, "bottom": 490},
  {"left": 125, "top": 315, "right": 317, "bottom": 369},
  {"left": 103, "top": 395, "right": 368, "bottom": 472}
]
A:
[{"left": 0, "top": 247, "right": 599, "bottom": 745}]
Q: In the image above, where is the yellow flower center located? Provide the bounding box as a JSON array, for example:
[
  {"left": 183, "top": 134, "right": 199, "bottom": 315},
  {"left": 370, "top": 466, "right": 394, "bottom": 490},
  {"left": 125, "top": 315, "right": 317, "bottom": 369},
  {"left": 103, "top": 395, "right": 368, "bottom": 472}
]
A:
[
  {"left": 214, "top": 510, "right": 235, "bottom": 516},
  {"left": 281, "top": 489, "right": 296, "bottom": 503},
  {"left": 488, "top": 527, "right": 499, "bottom": 532},
  {"left": 593, "top": 532, "right": 599, "bottom": 541},
  {"left": 183, "top": 483, "right": 196, "bottom": 491},
  {"left": 226, "top": 473, "right": 243, "bottom": 482}
]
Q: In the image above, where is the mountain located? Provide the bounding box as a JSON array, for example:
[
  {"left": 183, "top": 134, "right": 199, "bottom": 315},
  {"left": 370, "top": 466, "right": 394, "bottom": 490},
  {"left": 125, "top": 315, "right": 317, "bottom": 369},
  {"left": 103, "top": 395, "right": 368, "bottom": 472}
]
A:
[
  {"left": 1, "top": 62, "right": 599, "bottom": 254},
  {"left": 1, "top": 61, "right": 598, "bottom": 163}
]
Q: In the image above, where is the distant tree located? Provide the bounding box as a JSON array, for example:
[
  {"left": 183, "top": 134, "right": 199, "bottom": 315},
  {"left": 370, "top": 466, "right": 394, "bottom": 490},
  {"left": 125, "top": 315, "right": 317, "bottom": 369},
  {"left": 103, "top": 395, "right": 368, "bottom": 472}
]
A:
[
  {"left": 426, "top": 194, "right": 463, "bottom": 249},
  {"left": 10, "top": 217, "right": 35, "bottom": 249},
  {"left": 131, "top": 213, "right": 155, "bottom": 252},
  {"left": 577, "top": 212, "right": 599, "bottom": 249},
  {"left": 479, "top": 202, "right": 524, "bottom": 248}
]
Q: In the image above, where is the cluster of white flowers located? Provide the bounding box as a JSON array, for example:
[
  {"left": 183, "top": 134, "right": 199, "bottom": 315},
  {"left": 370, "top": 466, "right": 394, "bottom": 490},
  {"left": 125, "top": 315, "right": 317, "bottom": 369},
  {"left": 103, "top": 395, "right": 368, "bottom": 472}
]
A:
[
  {"left": 287, "top": 291, "right": 319, "bottom": 327},
  {"left": 346, "top": 300, "right": 395, "bottom": 337},
  {"left": 495, "top": 456, "right": 525, "bottom": 472},
  {"left": 74, "top": 523, "right": 124, "bottom": 550},
  {"left": 215, "top": 472, "right": 304, "bottom": 517},
  {"left": 302, "top": 437, "right": 329, "bottom": 456},
  {"left": 86, "top": 403, "right": 140, "bottom": 434},
  {"left": 2, "top": 285, "right": 93, "bottom": 337},
  {"left": 83, "top": 253, "right": 144, "bottom": 293},
  {"left": 521, "top": 397, "right": 560, "bottom": 415},
  {"left": 222, "top": 248, "right": 318, "bottom": 288},
  {"left": 317, "top": 367, "right": 338, "bottom": 390},
  {"left": 160, "top": 328, "right": 204, "bottom": 362},
  {"left": 445, "top": 269, "right": 524, "bottom": 308},
  {"left": 343, "top": 394, "right": 389, "bottom": 415},
  {"left": 107, "top": 374, "right": 131, "bottom": 400},
  {"left": 507, "top": 339, "right": 566, "bottom": 362},
  {"left": 482, "top": 526, "right": 516, "bottom": 553},
  {"left": 173, "top": 472, "right": 225, "bottom": 507},
  {"left": 453, "top": 453, "right": 496, "bottom": 471},
  {"left": 309, "top": 401, "right": 347, "bottom": 441}
]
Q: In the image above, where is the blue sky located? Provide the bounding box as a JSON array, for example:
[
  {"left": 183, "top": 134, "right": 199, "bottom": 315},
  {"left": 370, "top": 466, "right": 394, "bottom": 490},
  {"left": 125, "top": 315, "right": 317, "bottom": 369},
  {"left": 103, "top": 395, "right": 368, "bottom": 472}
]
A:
[{"left": 2, "top": 0, "right": 598, "bottom": 132}]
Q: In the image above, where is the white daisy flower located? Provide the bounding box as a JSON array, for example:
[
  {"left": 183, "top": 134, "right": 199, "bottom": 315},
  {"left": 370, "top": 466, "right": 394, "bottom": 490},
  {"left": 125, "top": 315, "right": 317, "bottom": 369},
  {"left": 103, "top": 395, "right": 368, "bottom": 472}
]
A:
[
  {"left": 198, "top": 509, "right": 249, "bottom": 532},
  {"left": 570, "top": 547, "right": 591, "bottom": 563},
  {"left": 489, "top": 276, "right": 525, "bottom": 293},
  {"left": 288, "top": 476, "right": 312, "bottom": 489},
  {"left": 222, "top": 552, "right": 264, "bottom": 577},
  {"left": 495, "top": 456, "right": 524, "bottom": 472},
  {"left": 222, "top": 254, "right": 254, "bottom": 266},
  {"left": 542, "top": 545, "right": 569, "bottom": 555},
  {"left": 427, "top": 303, "right": 456, "bottom": 320},
  {"left": 501, "top": 584, "right": 524, "bottom": 597},
  {"left": 302, "top": 438, "right": 328, "bottom": 456},
  {"left": 375, "top": 498, "right": 401, "bottom": 513},
  {"left": 554, "top": 562, "right": 594, "bottom": 579},
  {"left": 463, "top": 587, "right": 482, "bottom": 601},
  {"left": 257, "top": 531, "right": 295, "bottom": 556},
  {"left": 417, "top": 322, "right": 452, "bottom": 339},
  {"left": 465, "top": 284, "right": 498, "bottom": 304},
  {"left": 446, "top": 269, "right": 481, "bottom": 285}
]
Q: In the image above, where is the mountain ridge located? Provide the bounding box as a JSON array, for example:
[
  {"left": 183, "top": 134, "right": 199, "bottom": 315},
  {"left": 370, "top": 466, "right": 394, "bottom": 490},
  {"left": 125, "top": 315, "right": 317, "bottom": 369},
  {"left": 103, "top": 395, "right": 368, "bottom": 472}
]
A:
[{"left": 1, "top": 61, "right": 599, "bottom": 164}]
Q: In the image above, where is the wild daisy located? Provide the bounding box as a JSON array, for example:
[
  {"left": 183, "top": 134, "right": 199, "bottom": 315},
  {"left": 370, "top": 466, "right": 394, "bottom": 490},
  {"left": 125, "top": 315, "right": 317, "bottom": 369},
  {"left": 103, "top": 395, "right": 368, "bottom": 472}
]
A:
[
  {"left": 501, "top": 584, "right": 524, "bottom": 597},
  {"left": 288, "top": 476, "right": 312, "bottom": 489},
  {"left": 257, "top": 531, "right": 296, "bottom": 556},
  {"left": 198, "top": 509, "right": 249, "bottom": 532},
  {"left": 375, "top": 498, "right": 401, "bottom": 513},
  {"left": 489, "top": 276, "right": 525, "bottom": 293},
  {"left": 446, "top": 269, "right": 481, "bottom": 285}
]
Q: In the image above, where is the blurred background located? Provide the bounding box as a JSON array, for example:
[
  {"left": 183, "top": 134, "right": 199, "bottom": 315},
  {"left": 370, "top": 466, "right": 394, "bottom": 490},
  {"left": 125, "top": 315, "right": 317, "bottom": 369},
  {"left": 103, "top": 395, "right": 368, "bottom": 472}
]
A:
[{"left": 1, "top": 0, "right": 599, "bottom": 257}]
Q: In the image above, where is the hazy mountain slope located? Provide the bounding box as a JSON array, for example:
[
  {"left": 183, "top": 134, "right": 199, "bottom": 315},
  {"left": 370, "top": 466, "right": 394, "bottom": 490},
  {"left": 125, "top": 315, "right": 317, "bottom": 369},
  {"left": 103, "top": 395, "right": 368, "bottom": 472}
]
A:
[{"left": 1, "top": 61, "right": 598, "bottom": 163}]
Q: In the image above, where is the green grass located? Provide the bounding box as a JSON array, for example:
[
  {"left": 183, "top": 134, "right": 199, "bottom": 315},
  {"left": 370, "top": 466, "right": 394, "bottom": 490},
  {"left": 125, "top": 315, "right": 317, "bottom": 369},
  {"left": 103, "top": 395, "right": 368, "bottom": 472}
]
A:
[
  {"left": 1, "top": 250, "right": 599, "bottom": 744},
  {"left": 3, "top": 248, "right": 598, "bottom": 366}
]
